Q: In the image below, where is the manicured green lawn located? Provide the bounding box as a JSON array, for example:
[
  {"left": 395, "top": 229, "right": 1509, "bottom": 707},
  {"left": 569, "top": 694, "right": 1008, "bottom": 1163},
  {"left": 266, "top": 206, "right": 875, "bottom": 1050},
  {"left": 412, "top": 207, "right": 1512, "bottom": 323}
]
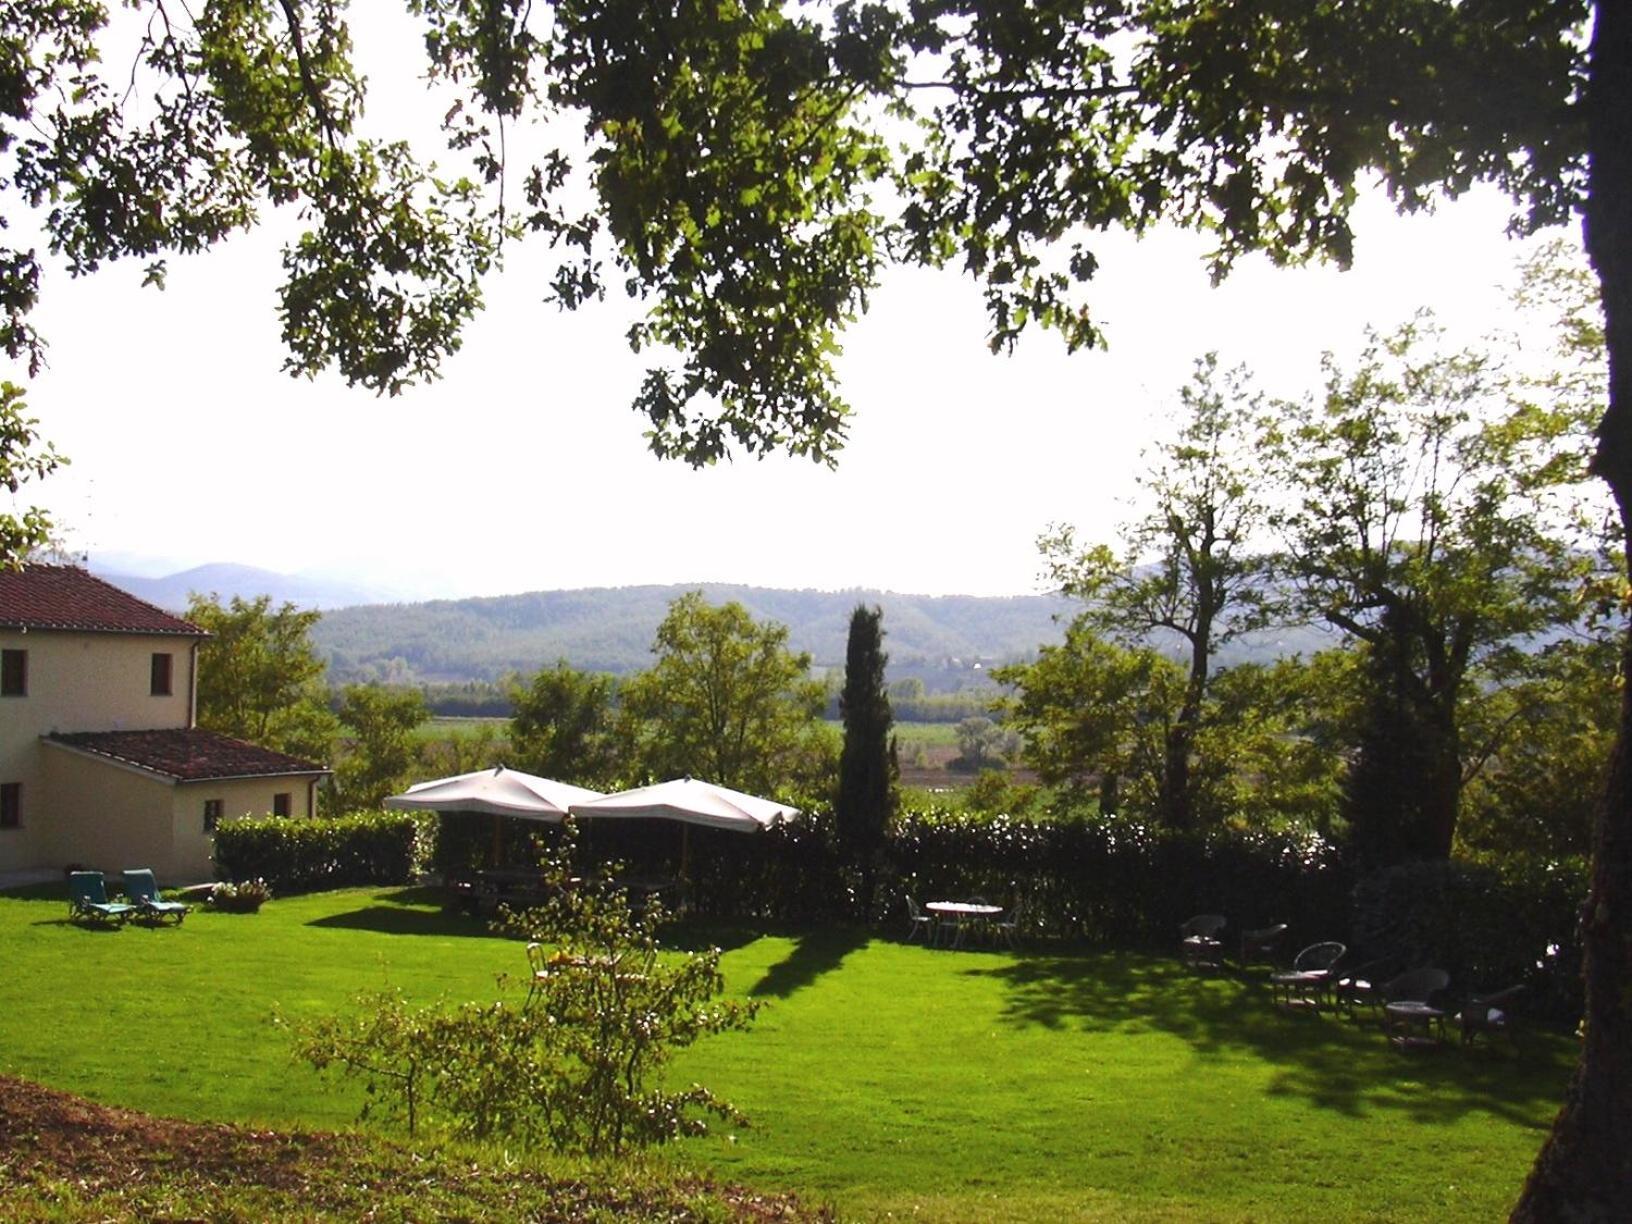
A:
[{"left": 0, "top": 885, "right": 1572, "bottom": 1222}]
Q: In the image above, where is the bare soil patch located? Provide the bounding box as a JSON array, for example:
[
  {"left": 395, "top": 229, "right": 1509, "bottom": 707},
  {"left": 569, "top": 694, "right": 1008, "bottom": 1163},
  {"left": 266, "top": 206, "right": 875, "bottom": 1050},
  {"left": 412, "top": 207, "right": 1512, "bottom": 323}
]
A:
[{"left": 0, "top": 1074, "right": 823, "bottom": 1222}]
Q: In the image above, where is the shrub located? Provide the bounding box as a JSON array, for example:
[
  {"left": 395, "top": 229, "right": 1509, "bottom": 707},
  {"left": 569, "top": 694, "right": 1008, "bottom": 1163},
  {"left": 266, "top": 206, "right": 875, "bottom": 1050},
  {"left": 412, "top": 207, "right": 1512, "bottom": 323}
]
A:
[
  {"left": 291, "top": 849, "right": 757, "bottom": 1156},
  {"left": 213, "top": 810, "right": 427, "bottom": 894}
]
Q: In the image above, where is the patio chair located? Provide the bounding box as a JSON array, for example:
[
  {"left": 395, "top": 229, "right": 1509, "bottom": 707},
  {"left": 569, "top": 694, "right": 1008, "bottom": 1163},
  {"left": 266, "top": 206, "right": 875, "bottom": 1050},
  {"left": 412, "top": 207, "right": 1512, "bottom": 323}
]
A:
[
  {"left": 991, "top": 898, "right": 1026, "bottom": 950},
  {"left": 1381, "top": 967, "right": 1452, "bottom": 1050},
  {"left": 525, "top": 941, "right": 550, "bottom": 1007},
  {"left": 1332, "top": 955, "right": 1400, "bottom": 1024},
  {"left": 1456, "top": 984, "right": 1525, "bottom": 1049},
  {"left": 1179, "top": 914, "right": 1227, "bottom": 971},
  {"left": 1268, "top": 941, "right": 1346, "bottom": 1010},
  {"left": 121, "top": 868, "right": 188, "bottom": 924},
  {"left": 905, "top": 896, "right": 935, "bottom": 945},
  {"left": 1237, "top": 923, "right": 1288, "bottom": 969},
  {"left": 68, "top": 871, "right": 134, "bottom": 926}
]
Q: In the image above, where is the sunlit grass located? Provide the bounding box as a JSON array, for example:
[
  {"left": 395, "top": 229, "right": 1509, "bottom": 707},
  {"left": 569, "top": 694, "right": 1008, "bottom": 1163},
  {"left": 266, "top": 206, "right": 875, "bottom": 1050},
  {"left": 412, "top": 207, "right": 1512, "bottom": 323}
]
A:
[{"left": 0, "top": 884, "right": 1572, "bottom": 1221}]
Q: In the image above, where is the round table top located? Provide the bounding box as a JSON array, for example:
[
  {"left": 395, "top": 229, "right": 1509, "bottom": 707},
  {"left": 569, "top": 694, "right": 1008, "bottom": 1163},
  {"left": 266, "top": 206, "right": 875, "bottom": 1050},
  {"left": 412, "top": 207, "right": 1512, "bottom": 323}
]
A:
[
  {"left": 927, "top": 901, "right": 1003, "bottom": 916},
  {"left": 1385, "top": 1001, "right": 1446, "bottom": 1018}
]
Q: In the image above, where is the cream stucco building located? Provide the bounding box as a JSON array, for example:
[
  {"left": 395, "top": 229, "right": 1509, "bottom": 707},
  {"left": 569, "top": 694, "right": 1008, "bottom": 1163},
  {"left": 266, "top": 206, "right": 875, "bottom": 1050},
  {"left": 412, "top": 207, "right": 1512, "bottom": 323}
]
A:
[{"left": 1, "top": 565, "right": 328, "bottom": 882}]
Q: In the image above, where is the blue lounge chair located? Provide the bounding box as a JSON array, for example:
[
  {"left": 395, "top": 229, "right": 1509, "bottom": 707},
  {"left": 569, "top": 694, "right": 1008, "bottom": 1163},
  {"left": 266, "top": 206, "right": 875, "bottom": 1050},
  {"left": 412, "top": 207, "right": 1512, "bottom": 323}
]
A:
[
  {"left": 68, "top": 871, "right": 134, "bottom": 926},
  {"left": 123, "top": 868, "right": 189, "bottom": 924}
]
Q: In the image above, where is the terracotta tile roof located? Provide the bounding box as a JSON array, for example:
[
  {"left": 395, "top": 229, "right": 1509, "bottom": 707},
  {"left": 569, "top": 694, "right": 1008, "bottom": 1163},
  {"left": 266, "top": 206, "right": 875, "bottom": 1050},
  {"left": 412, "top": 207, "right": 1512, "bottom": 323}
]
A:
[
  {"left": 0, "top": 564, "right": 204, "bottom": 636},
  {"left": 47, "top": 729, "right": 327, "bottom": 781}
]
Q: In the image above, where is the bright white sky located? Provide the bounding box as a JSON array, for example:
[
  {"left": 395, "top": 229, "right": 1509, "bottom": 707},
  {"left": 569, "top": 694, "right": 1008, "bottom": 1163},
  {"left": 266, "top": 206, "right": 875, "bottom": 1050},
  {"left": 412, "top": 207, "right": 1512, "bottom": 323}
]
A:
[{"left": 4, "top": 12, "right": 1575, "bottom": 602}]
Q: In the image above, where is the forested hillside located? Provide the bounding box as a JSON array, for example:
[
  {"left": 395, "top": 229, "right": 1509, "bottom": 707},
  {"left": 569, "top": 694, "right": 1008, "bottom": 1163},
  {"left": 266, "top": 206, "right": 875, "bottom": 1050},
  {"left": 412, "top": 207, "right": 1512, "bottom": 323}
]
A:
[
  {"left": 310, "top": 582, "right": 1334, "bottom": 689},
  {"left": 312, "top": 584, "right": 1077, "bottom": 689}
]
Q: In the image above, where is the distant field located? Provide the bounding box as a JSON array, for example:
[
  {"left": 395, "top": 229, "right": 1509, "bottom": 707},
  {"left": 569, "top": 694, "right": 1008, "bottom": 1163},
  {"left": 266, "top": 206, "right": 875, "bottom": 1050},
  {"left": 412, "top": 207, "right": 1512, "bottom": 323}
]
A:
[
  {"left": 415, "top": 717, "right": 510, "bottom": 744},
  {"left": 416, "top": 716, "right": 990, "bottom": 791},
  {"left": 823, "top": 719, "right": 961, "bottom": 748}
]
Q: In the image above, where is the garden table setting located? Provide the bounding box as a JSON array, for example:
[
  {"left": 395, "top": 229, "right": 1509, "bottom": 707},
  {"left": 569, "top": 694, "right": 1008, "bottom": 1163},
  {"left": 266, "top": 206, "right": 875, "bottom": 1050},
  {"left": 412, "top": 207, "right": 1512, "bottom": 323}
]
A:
[{"left": 926, "top": 900, "right": 1004, "bottom": 949}]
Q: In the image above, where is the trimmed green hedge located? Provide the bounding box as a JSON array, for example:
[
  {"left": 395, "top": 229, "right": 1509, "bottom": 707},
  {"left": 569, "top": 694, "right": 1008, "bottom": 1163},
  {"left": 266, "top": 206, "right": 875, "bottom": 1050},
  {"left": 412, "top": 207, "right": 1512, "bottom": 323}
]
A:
[
  {"left": 1351, "top": 856, "right": 1587, "bottom": 1021},
  {"left": 213, "top": 810, "right": 428, "bottom": 894}
]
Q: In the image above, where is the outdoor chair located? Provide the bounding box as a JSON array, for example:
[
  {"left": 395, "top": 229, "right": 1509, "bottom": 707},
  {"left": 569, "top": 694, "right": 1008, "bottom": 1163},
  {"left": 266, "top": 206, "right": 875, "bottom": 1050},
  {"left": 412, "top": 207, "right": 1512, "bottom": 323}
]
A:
[
  {"left": 1268, "top": 941, "right": 1346, "bottom": 1010},
  {"left": 1332, "top": 956, "right": 1399, "bottom": 1024},
  {"left": 992, "top": 898, "right": 1025, "bottom": 950},
  {"left": 1179, "top": 914, "right": 1228, "bottom": 971},
  {"left": 1381, "top": 967, "right": 1452, "bottom": 1050},
  {"left": 1238, "top": 923, "right": 1288, "bottom": 969},
  {"left": 905, "top": 896, "right": 935, "bottom": 944},
  {"left": 121, "top": 868, "right": 188, "bottom": 924},
  {"left": 525, "top": 942, "right": 550, "bottom": 1007},
  {"left": 68, "top": 871, "right": 134, "bottom": 926},
  {"left": 1456, "top": 984, "right": 1525, "bottom": 1049}
]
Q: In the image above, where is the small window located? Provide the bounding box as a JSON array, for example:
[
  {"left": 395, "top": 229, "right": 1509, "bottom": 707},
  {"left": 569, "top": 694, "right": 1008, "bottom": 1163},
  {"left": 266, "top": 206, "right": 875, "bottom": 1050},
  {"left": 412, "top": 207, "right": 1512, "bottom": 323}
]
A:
[
  {"left": 1, "top": 649, "right": 25, "bottom": 697},
  {"left": 272, "top": 792, "right": 292, "bottom": 817},
  {"left": 203, "top": 798, "right": 223, "bottom": 833},
  {"left": 150, "top": 652, "right": 173, "bottom": 697},
  {"left": 0, "top": 783, "right": 19, "bottom": 830}
]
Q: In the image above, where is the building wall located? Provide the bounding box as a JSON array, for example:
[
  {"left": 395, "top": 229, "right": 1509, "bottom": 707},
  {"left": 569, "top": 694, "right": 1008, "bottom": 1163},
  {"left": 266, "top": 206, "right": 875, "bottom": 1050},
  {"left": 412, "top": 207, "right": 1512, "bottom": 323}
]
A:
[
  {"left": 39, "top": 746, "right": 175, "bottom": 877},
  {"left": 170, "top": 775, "right": 319, "bottom": 883},
  {"left": 1, "top": 628, "right": 197, "bottom": 872}
]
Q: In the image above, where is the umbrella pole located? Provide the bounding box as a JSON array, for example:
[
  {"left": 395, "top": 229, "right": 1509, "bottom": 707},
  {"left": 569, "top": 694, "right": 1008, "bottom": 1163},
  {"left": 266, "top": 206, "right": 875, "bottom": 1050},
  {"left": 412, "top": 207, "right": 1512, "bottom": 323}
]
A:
[
  {"left": 681, "top": 823, "right": 690, "bottom": 882},
  {"left": 491, "top": 813, "right": 503, "bottom": 868}
]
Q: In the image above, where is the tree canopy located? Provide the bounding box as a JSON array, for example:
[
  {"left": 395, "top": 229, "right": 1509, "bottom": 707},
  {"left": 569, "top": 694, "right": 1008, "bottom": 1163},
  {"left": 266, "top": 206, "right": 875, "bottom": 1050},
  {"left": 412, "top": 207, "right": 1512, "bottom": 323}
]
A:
[
  {"left": 188, "top": 592, "right": 338, "bottom": 762},
  {"left": 1041, "top": 353, "right": 1268, "bottom": 828},
  {"left": 617, "top": 591, "right": 827, "bottom": 794}
]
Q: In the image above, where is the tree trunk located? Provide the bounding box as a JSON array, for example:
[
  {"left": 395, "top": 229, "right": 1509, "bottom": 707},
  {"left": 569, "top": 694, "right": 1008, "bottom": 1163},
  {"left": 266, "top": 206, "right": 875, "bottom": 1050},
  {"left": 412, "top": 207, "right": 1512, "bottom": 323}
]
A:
[
  {"left": 1420, "top": 691, "right": 1461, "bottom": 861},
  {"left": 1512, "top": 0, "right": 1632, "bottom": 1214},
  {"left": 1160, "top": 721, "right": 1195, "bottom": 830},
  {"left": 1160, "top": 623, "right": 1213, "bottom": 830}
]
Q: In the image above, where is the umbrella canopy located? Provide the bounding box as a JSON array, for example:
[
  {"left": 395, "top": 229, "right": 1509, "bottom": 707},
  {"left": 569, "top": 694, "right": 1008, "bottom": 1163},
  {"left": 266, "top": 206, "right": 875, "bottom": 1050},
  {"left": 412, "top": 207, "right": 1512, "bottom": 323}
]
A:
[
  {"left": 384, "top": 766, "right": 603, "bottom": 821},
  {"left": 570, "top": 777, "right": 799, "bottom": 832}
]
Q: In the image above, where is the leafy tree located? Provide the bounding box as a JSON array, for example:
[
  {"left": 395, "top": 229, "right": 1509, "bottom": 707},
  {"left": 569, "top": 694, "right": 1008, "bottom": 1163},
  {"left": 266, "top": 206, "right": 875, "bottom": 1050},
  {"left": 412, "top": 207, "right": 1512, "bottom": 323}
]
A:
[
  {"left": 328, "top": 684, "right": 430, "bottom": 812},
  {"left": 996, "top": 627, "right": 1182, "bottom": 818},
  {"left": 1264, "top": 316, "right": 1598, "bottom": 860},
  {"left": 291, "top": 851, "right": 755, "bottom": 1154},
  {"left": 1459, "top": 637, "right": 1619, "bottom": 861},
  {"left": 508, "top": 661, "right": 619, "bottom": 787},
  {"left": 618, "top": 592, "right": 827, "bottom": 794},
  {"left": 836, "top": 605, "right": 897, "bottom": 911},
  {"left": 948, "top": 716, "right": 1018, "bottom": 774},
  {"left": 1042, "top": 355, "right": 1268, "bottom": 828},
  {"left": 0, "top": 384, "right": 63, "bottom": 570},
  {"left": 188, "top": 593, "right": 337, "bottom": 762},
  {"left": 1196, "top": 653, "right": 1355, "bottom": 838}
]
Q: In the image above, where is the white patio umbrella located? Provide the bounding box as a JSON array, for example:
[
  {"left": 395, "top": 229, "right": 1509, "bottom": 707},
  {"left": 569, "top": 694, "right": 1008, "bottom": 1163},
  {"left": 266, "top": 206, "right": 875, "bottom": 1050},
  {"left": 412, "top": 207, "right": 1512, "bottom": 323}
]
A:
[
  {"left": 384, "top": 765, "right": 603, "bottom": 820},
  {"left": 385, "top": 766, "right": 604, "bottom": 865},
  {"left": 568, "top": 776, "right": 799, "bottom": 831},
  {"left": 569, "top": 777, "right": 799, "bottom": 879}
]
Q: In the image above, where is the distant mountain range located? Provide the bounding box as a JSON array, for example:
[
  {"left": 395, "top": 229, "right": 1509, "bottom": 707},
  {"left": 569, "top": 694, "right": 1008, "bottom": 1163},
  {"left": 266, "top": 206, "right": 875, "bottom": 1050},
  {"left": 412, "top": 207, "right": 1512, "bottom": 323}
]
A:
[
  {"left": 91, "top": 561, "right": 399, "bottom": 612},
  {"left": 96, "top": 564, "right": 1336, "bottom": 690}
]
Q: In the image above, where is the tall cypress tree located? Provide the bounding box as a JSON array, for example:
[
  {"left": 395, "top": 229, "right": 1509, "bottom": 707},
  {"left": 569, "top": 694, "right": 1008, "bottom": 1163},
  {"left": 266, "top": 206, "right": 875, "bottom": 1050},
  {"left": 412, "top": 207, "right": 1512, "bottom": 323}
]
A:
[{"left": 837, "top": 605, "right": 898, "bottom": 917}]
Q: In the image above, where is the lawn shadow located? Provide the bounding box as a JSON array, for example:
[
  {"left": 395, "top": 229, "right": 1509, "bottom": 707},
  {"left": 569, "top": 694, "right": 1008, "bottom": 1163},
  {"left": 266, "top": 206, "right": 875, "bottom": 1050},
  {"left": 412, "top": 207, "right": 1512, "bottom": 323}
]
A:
[
  {"left": 307, "top": 904, "right": 498, "bottom": 939},
  {"left": 371, "top": 886, "right": 452, "bottom": 907},
  {"left": 660, "top": 920, "right": 763, "bottom": 956},
  {"left": 966, "top": 950, "right": 1574, "bottom": 1129},
  {"left": 5, "top": 882, "right": 70, "bottom": 902},
  {"left": 747, "top": 926, "right": 870, "bottom": 999}
]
